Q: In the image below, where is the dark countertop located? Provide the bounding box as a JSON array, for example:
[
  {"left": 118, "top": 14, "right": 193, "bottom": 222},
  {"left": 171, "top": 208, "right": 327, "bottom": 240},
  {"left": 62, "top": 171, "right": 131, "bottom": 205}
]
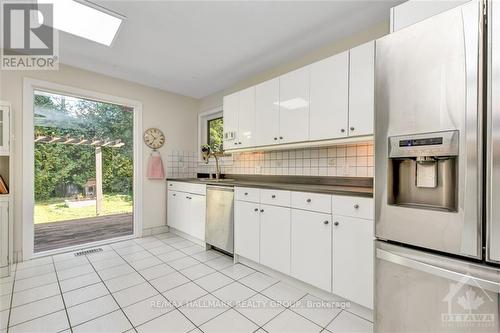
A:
[{"left": 167, "top": 175, "right": 373, "bottom": 198}]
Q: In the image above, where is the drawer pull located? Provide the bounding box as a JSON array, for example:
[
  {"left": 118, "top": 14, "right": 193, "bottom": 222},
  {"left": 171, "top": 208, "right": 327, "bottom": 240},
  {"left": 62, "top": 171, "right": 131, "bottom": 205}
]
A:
[
  {"left": 186, "top": 196, "right": 192, "bottom": 200},
  {"left": 323, "top": 220, "right": 329, "bottom": 225},
  {"left": 341, "top": 128, "right": 346, "bottom": 133},
  {"left": 334, "top": 221, "right": 339, "bottom": 226},
  {"left": 271, "top": 195, "right": 276, "bottom": 199},
  {"left": 354, "top": 204, "right": 359, "bottom": 209},
  {"left": 306, "top": 199, "right": 312, "bottom": 203},
  {"left": 350, "top": 127, "right": 355, "bottom": 131},
  {"left": 279, "top": 136, "right": 283, "bottom": 140},
  {"left": 172, "top": 193, "right": 176, "bottom": 196},
  {"left": 244, "top": 192, "right": 248, "bottom": 196},
  {"left": 254, "top": 208, "right": 258, "bottom": 212},
  {"left": 274, "top": 137, "right": 278, "bottom": 141},
  {"left": 260, "top": 209, "right": 264, "bottom": 213}
]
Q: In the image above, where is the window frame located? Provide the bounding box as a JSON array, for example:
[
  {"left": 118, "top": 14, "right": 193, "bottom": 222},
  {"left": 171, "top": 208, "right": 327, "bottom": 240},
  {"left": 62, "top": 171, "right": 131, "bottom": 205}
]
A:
[
  {"left": 198, "top": 106, "right": 223, "bottom": 161},
  {"left": 206, "top": 116, "right": 223, "bottom": 153}
]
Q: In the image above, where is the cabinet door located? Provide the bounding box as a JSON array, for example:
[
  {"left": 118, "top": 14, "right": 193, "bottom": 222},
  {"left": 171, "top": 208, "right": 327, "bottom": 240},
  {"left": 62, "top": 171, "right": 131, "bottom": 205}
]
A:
[
  {"left": 333, "top": 215, "right": 374, "bottom": 309},
  {"left": 349, "top": 41, "right": 375, "bottom": 137},
  {"left": 237, "top": 87, "right": 256, "bottom": 148},
  {"left": 0, "top": 202, "right": 8, "bottom": 268},
  {"left": 189, "top": 194, "right": 206, "bottom": 241},
  {"left": 279, "top": 66, "right": 310, "bottom": 144},
  {"left": 0, "top": 107, "right": 9, "bottom": 154},
  {"left": 234, "top": 201, "right": 260, "bottom": 262},
  {"left": 223, "top": 92, "right": 239, "bottom": 150},
  {"left": 291, "top": 210, "right": 332, "bottom": 291},
  {"left": 167, "top": 191, "right": 181, "bottom": 230},
  {"left": 255, "top": 78, "right": 280, "bottom": 146},
  {"left": 260, "top": 204, "right": 291, "bottom": 274},
  {"left": 310, "top": 52, "right": 349, "bottom": 140}
]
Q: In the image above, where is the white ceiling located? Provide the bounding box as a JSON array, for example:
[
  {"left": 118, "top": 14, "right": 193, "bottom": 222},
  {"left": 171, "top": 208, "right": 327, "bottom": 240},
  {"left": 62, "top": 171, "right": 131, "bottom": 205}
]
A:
[{"left": 58, "top": 1, "right": 400, "bottom": 99}]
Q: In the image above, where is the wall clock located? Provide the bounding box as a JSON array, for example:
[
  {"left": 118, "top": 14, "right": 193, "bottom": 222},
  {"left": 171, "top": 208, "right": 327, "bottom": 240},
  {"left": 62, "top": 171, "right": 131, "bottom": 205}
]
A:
[{"left": 144, "top": 128, "right": 165, "bottom": 149}]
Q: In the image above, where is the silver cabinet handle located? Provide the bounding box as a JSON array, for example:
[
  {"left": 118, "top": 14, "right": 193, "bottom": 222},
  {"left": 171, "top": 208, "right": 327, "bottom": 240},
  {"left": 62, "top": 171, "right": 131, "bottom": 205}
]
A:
[
  {"left": 306, "top": 199, "right": 311, "bottom": 203},
  {"left": 350, "top": 127, "right": 355, "bottom": 131},
  {"left": 274, "top": 137, "right": 278, "bottom": 141},
  {"left": 244, "top": 192, "right": 248, "bottom": 196},
  {"left": 341, "top": 129, "right": 345, "bottom": 133},
  {"left": 323, "top": 220, "right": 329, "bottom": 225},
  {"left": 271, "top": 195, "right": 276, "bottom": 199},
  {"left": 279, "top": 136, "right": 283, "bottom": 140},
  {"left": 354, "top": 204, "right": 359, "bottom": 209},
  {"left": 334, "top": 221, "right": 339, "bottom": 226},
  {"left": 260, "top": 209, "right": 264, "bottom": 213},
  {"left": 254, "top": 208, "right": 259, "bottom": 212}
]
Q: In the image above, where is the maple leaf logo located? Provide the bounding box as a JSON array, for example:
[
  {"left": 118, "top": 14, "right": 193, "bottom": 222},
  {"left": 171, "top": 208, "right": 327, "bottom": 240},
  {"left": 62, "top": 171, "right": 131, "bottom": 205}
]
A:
[{"left": 457, "top": 289, "right": 484, "bottom": 312}]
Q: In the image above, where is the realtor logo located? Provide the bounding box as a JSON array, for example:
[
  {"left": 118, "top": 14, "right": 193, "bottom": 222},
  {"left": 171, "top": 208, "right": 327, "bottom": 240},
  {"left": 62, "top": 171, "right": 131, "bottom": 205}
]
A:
[
  {"left": 1, "top": 2, "right": 58, "bottom": 70},
  {"left": 441, "top": 275, "right": 496, "bottom": 329}
]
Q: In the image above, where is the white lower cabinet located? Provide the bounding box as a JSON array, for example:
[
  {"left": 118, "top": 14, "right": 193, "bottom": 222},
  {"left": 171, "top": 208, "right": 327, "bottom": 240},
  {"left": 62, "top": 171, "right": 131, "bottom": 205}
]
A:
[
  {"left": 189, "top": 194, "right": 206, "bottom": 241},
  {"left": 259, "top": 204, "right": 291, "bottom": 275},
  {"left": 291, "top": 209, "right": 332, "bottom": 291},
  {"left": 0, "top": 201, "right": 8, "bottom": 271},
  {"left": 167, "top": 189, "right": 206, "bottom": 241},
  {"left": 332, "top": 215, "right": 373, "bottom": 309},
  {"left": 234, "top": 201, "right": 260, "bottom": 262}
]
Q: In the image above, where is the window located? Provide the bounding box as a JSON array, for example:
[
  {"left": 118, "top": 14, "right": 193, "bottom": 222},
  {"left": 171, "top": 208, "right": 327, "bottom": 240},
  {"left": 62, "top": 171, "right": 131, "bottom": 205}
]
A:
[
  {"left": 198, "top": 108, "right": 223, "bottom": 159},
  {"left": 207, "top": 116, "right": 223, "bottom": 153}
]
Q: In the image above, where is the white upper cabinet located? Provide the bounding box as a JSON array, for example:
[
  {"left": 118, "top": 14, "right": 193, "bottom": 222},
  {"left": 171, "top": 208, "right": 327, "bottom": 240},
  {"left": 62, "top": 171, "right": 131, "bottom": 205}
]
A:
[
  {"left": 223, "top": 92, "right": 239, "bottom": 151},
  {"left": 309, "top": 51, "right": 349, "bottom": 141},
  {"left": 278, "top": 66, "right": 310, "bottom": 144},
  {"left": 237, "top": 87, "right": 256, "bottom": 148},
  {"left": 348, "top": 41, "right": 375, "bottom": 137},
  {"left": 255, "top": 78, "right": 280, "bottom": 147}
]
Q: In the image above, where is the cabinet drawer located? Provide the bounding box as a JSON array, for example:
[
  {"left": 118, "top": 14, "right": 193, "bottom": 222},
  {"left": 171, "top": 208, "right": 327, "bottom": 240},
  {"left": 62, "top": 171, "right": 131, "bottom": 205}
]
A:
[
  {"left": 167, "top": 181, "right": 206, "bottom": 195},
  {"left": 291, "top": 192, "right": 332, "bottom": 213},
  {"left": 260, "top": 189, "right": 291, "bottom": 207},
  {"left": 332, "top": 195, "right": 373, "bottom": 220},
  {"left": 235, "top": 187, "right": 260, "bottom": 203}
]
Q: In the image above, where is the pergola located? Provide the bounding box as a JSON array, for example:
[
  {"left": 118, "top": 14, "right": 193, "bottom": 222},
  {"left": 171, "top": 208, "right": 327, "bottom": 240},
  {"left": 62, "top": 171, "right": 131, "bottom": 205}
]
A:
[{"left": 35, "top": 135, "right": 125, "bottom": 215}]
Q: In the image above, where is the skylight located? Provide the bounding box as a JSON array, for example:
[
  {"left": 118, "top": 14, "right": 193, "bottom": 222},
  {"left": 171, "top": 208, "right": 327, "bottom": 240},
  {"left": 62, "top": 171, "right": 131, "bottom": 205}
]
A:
[{"left": 37, "top": 0, "right": 123, "bottom": 46}]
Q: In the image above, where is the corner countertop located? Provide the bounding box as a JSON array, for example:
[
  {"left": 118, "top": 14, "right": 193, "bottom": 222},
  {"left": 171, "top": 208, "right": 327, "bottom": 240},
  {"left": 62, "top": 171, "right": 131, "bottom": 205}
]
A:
[{"left": 166, "top": 175, "right": 373, "bottom": 198}]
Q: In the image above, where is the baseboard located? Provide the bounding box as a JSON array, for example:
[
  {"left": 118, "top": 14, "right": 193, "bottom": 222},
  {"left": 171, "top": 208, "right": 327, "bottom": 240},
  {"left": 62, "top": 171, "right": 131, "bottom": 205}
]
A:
[
  {"left": 142, "top": 225, "right": 169, "bottom": 237},
  {"left": 236, "top": 255, "right": 373, "bottom": 321},
  {"left": 168, "top": 227, "right": 205, "bottom": 247}
]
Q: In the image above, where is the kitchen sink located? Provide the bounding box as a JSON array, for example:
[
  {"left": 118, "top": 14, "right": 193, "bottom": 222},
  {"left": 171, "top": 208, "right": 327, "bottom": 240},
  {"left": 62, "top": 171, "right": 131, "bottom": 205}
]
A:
[{"left": 197, "top": 178, "right": 235, "bottom": 183}]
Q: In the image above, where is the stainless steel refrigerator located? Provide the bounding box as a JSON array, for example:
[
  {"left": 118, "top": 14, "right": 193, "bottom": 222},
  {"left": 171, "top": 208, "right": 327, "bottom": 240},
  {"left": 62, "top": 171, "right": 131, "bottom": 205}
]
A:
[{"left": 374, "top": 1, "right": 500, "bottom": 331}]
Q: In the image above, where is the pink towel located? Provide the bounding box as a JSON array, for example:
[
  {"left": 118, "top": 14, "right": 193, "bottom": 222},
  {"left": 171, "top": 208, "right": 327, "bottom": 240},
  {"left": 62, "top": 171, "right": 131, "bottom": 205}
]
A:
[{"left": 147, "top": 154, "right": 165, "bottom": 179}]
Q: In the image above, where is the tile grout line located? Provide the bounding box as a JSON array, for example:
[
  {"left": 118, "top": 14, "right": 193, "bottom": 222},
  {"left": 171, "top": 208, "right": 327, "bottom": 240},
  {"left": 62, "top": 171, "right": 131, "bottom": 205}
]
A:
[
  {"left": 5, "top": 263, "right": 18, "bottom": 332},
  {"left": 82, "top": 253, "right": 137, "bottom": 332},
  {"left": 110, "top": 242, "right": 203, "bottom": 331},
  {"left": 136, "top": 237, "right": 284, "bottom": 330},
  {"left": 51, "top": 256, "right": 74, "bottom": 333}
]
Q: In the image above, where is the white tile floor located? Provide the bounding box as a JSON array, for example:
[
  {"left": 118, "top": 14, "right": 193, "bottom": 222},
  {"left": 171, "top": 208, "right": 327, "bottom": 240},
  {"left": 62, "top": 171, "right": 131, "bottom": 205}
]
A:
[{"left": 0, "top": 233, "right": 373, "bottom": 333}]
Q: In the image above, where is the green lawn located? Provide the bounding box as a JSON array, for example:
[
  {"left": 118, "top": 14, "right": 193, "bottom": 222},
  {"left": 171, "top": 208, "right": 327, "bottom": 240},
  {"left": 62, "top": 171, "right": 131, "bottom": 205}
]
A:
[{"left": 35, "top": 194, "right": 133, "bottom": 224}]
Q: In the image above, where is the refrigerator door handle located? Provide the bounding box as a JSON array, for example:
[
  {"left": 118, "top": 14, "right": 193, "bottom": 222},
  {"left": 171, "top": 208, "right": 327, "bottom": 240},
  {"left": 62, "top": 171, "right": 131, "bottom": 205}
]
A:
[
  {"left": 487, "top": 0, "right": 500, "bottom": 263},
  {"left": 377, "top": 248, "right": 500, "bottom": 293}
]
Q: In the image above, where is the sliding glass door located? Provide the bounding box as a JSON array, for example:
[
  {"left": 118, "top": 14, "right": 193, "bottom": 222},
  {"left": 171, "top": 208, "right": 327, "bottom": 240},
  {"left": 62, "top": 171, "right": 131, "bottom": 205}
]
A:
[{"left": 33, "top": 90, "right": 134, "bottom": 253}]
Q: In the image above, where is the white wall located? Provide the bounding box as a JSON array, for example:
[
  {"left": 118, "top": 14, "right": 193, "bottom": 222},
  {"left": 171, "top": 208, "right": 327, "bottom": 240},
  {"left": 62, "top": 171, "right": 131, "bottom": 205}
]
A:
[
  {"left": 198, "top": 21, "right": 389, "bottom": 112},
  {"left": 0, "top": 64, "right": 199, "bottom": 259}
]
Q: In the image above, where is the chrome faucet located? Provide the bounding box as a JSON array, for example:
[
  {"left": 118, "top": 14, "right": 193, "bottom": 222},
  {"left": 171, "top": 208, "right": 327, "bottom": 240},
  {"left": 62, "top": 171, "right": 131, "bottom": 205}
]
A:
[{"left": 201, "top": 145, "right": 221, "bottom": 180}]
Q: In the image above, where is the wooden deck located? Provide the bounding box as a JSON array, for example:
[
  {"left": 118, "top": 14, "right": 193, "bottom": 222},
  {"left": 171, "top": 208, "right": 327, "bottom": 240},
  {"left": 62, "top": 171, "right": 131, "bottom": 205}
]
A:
[{"left": 34, "top": 213, "right": 133, "bottom": 253}]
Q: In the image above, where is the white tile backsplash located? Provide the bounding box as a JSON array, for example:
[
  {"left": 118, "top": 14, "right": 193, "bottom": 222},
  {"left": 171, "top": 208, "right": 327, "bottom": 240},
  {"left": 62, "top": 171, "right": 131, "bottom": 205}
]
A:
[{"left": 166, "top": 142, "right": 373, "bottom": 179}]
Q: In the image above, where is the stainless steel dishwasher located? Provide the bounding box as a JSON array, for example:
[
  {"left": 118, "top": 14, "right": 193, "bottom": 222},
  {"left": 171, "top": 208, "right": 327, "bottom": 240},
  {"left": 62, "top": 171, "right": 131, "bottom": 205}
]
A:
[{"left": 205, "top": 185, "right": 234, "bottom": 254}]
